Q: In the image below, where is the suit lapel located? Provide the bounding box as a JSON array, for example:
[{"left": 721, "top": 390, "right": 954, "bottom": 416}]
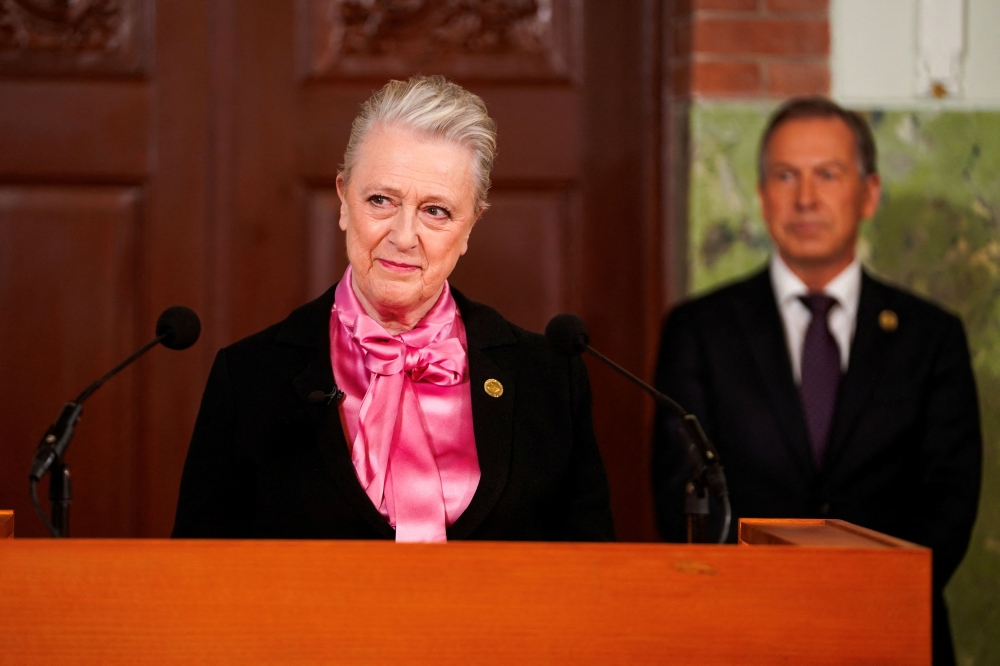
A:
[
  {"left": 446, "top": 287, "right": 516, "bottom": 540},
  {"left": 734, "top": 269, "right": 816, "bottom": 480},
  {"left": 824, "top": 272, "right": 893, "bottom": 470},
  {"left": 279, "top": 284, "right": 395, "bottom": 538}
]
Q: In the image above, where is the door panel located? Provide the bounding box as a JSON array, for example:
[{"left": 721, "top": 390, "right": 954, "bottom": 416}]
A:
[
  {"left": 0, "top": 82, "right": 149, "bottom": 179},
  {"left": 0, "top": 186, "right": 140, "bottom": 536},
  {"left": 450, "top": 188, "right": 573, "bottom": 333}
]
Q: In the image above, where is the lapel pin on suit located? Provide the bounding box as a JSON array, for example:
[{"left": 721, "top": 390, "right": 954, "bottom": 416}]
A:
[
  {"left": 879, "top": 310, "right": 898, "bottom": 332},
  {"left": 484, "top": 378, "right": 504, "bottom": 398}
]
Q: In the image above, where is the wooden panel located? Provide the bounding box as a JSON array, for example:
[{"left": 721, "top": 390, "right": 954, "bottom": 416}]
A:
[
  {"left": 0, "top": 0, "right": 150, "bottom": 76},
  {"left": 0, "top": 510, "right": 12, "bottom": 538},
  {"left": 0, "top": 81, "right": 150, "bottom": 179},
  {"left": 0, "top": 186, "right": 140, "bottom": 537},
  {"left": 450, "top": 188, "right": 571, "bottom": 333},
  {"left": 480, "top": 86, "right": 581, "bottom": 183},
  {"left": 579, "top": 0, "right": 663, "bottom": 542},
  {"left": 298, "top": 0, "right": 581, "bottom": 82},
  {"left": 135, "top": 0, "right": 213, "bottom": 537},
  {"left": 221, "top": 0, "right": 303, "bottom": 341},
  {"left": 304, "top": 187, "right": 348, "bottom": 299},
  {"left": 740, "top": 519, "right": 922, "bottom": 549},
  {"left": 0, "top": 539, "right": 931, "bottom": 664}
]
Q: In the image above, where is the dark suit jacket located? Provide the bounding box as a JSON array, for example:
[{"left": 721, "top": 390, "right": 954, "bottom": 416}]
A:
[
  {"left": 652, "top": 267, "right": 981, "bottom": 590},
  {"left": 173, "top": 284, "right": 614, "bottom": 541}
]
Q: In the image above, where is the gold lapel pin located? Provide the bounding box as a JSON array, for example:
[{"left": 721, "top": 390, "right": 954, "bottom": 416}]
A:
[
  {"left": 879, "top": 309, "right": 898, "bottom": 332},
  {"left": 484, "top": 378, "right": 504, "bottom": 398}
]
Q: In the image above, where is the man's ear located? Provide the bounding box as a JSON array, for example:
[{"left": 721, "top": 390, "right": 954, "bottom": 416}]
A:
[
  {"left": 861, "top": 173, "right": 882, "bottom": 220},
  {"left": 336, "top": 174, "right": 349, "bottom": 232},
  {"left": 757, "top": 181, "right": 770, "bottom": 221}
]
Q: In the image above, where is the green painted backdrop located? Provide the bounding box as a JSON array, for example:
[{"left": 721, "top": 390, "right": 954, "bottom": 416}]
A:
[{"left": 686, "top": 103, "right": 1000, "bottom": 665}]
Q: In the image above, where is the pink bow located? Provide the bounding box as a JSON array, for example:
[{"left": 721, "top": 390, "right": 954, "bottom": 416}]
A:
[{"left": 348, "top": 313, "right": 467, "bottom": 542}]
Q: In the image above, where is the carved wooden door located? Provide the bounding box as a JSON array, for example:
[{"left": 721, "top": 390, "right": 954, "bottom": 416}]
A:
[
  {"left": 0, "top": 0, "right": 663, "bottom": 540},
  {"left": 0, "top": 0, "right": 211, "bottom": 537}
]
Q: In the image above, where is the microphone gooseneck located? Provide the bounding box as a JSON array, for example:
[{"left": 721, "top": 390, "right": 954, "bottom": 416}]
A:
[
  {"left": 544, "top": 312, "right": 731, "bottom": 544},
  {"left": 29, "top": 306, "right": 202, "bottom": 537}
]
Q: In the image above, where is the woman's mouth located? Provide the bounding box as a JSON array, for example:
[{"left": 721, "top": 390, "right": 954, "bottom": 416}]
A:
[{"left": 376, "top": 258, "right": 419, "bottom": 273}]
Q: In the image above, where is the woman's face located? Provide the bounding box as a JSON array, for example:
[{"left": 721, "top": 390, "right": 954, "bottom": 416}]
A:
[{"left": 337, "top": 124, "right": 481, "bottom": 329}]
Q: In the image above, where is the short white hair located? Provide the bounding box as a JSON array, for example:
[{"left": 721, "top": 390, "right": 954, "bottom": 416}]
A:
[{"left": 340, "top": 75, "right": 498, "bottom": 209}]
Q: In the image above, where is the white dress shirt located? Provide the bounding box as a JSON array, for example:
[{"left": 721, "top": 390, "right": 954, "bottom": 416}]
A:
[{"left": 769, "top": 254, "right": 862, "bottom": 385}]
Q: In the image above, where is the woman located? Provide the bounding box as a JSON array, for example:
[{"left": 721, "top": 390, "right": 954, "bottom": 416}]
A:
[{"left": 173, "top": 76, "right": 613, "bottom": 542}]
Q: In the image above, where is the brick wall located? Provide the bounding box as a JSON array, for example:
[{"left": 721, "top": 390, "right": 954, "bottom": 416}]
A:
[{"left": 671, "top": 0, "right": 830, "bottom": 99}]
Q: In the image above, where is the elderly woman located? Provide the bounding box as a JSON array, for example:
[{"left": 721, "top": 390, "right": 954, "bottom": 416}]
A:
[{"left": 173, "top": 76, "right": 613, "bottom": 542}]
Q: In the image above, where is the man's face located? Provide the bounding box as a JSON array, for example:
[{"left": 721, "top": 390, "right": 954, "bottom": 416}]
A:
[{"left": 758, "top": 117, "right": 881, "bottom": 276}]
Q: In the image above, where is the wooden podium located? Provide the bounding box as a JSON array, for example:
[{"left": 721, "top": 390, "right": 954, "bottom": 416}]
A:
[{"left": 0, "top": 515, "right": 929, "bottom": 664}]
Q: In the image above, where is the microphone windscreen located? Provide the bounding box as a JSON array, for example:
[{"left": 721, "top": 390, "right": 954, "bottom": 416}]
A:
[
  {"left": 156, "top": 306, "right": 201, "bottom": 350},
  {"left": 545, "top": 313, "right": 589, "bottom": 357}
]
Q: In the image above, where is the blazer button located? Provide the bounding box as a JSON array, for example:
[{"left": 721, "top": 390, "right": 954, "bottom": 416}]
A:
[{"left": 819, "top": 502, "right": 831, "bottom": 516}]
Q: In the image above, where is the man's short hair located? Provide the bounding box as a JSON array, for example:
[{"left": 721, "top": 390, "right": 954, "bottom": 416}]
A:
[{"left": 758, "top": 97, "right": 878, "bottom": 182}]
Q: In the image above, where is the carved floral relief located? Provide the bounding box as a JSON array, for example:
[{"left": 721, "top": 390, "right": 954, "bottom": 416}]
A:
[
  {"left": 301, "top": 0, "right": 577, "bottom": 81},
  {"left": 0, "top": 0, "right": 146, "bottom": 74}
]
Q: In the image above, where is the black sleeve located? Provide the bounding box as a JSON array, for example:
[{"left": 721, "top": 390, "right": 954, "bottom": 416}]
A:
[
  {"left": 172, "top": 348, "right": 255, "bottom": 537},
  {"left": 914, "top": 316, "right": 982, "bottom": 590},
  {"left": 560, "top": 355, "right": 615, "bottom": 541},
  {"left": 651, "top": 305, "right": 709, "bottom": 542}
]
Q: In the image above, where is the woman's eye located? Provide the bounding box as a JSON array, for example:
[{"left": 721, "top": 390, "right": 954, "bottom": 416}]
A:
[
  {"left": 425, "top": 206, "right": 450, "bottom": 218},
  {"left": 368, "top": 194, "right": 389, "bottom": 205}
]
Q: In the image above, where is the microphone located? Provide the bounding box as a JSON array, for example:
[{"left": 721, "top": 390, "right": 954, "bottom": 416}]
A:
[
  {"left": 156, "top": 306, "right": 201, "bottom": 350},
  {"left": 29, "top": 306, "right": 201, "bottom": 537},
  {"left": 545, "top": 313, "right": 730, "bottom": 543},
  {"left": 308, "top": 388, "right": 345, "bottom": 405}
]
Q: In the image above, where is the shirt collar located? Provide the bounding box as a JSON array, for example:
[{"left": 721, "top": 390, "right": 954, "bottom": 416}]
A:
[{"left": 769, "top": 253, "right": 862, "bottom": 314}]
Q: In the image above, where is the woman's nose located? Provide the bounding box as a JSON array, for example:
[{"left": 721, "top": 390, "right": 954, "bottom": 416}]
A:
[{"left": 388, "top": 208, "right": 419, "bottom": 250}]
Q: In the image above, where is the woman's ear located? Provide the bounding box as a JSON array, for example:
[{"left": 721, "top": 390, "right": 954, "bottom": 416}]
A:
[
  {"left": 460, "top": 203, "right": 487, "bottom": 256},
  {"left": 336, "top": 174, "right": 349, "bottom": 232}
]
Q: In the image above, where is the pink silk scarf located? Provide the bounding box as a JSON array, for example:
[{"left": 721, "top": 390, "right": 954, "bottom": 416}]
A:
[{"left": 330, "top": 267, "right": 480, "bottom": 542}]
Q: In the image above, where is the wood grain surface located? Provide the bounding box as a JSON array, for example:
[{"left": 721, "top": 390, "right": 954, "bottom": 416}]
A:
[
  {"left": 0, "top": 534, "right": 931, "bottom": 664},
  {"left": 740, "top": 518, "right": 923, "bottom": 549}
]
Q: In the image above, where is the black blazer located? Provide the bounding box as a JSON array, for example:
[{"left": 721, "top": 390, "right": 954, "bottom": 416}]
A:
[
  {"left": 652, "top": 268, "right": 981, "bottom": 590},
  {"left": 173, "top": 284, "right": 614, "bottom": 541}
]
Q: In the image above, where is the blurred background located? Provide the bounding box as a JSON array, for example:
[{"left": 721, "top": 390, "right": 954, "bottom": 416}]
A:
[{"left": 0, "top": 0, "right": 996, "bottom": 661}]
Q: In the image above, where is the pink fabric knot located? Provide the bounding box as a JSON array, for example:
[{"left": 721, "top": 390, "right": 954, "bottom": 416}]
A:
[
  {"left": 346, "top": 309, "right": 468, "bottom": 542},
  {"left": 351, "top": 315, "right": 466, "bottom": 385}
]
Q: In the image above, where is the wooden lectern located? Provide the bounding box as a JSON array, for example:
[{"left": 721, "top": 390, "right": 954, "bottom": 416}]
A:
[
  {"left": 0, "top": 515, "right": 929, "bottom": 664},
  {"left": 0, "top": 510, "right": 12, "bottom": 539}
]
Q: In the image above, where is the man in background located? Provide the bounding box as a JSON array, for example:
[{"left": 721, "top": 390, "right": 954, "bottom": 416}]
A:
[{"left": 652, "top": 97, "right": 981, "bottom": 665}]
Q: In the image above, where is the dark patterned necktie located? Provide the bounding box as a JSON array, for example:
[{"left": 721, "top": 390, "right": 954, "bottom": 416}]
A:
[{"left": 798, "top": 294, "right": 841, "bottom": 468}]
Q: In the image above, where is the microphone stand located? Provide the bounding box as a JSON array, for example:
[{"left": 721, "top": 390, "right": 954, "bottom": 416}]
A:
[
  {"left": 29, "top": 334, "right": 167, "bottom": 538},
  {"left": 581, "top": 345, "right": 731, "bottom": 545},
  {"left": 49, "top": 459, "right": 71, "bottom": 537}
]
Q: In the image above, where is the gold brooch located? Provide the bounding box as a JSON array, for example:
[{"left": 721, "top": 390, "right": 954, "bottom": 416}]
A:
[
  {"left": 879, "top": 309, "right": 898, "bottom": 332},
  {"left": 484, "top": 378, "right": 503, "bottom": 398}
]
